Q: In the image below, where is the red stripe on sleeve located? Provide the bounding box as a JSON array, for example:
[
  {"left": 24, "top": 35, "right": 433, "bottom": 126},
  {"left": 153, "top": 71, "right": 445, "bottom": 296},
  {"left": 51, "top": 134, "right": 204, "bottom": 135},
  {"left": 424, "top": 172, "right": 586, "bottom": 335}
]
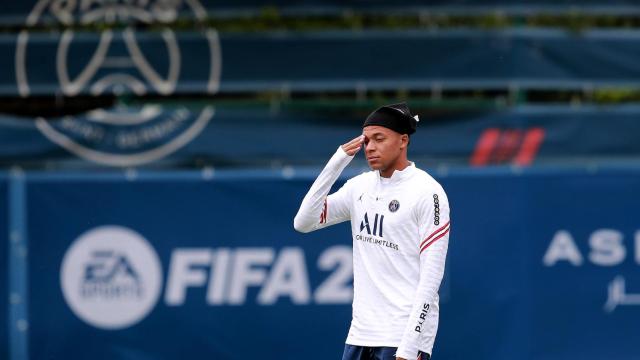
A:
[
  {"left": 319, "top": 199, "right": 328, "bottom": 224},
  {"left": 419, "top": 221, "right": 450, "bottom": 249},
  {"left": 420, "top": 227, "right": 450, "bottom": 254}
]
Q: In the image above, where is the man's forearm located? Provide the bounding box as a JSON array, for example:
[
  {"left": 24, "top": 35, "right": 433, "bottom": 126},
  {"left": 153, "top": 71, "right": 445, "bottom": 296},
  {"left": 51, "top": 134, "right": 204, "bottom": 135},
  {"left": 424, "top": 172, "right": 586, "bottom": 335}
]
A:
[
  {"left": 293, "top": 147, "right": 353, "bottom": 233},
  {"left": 396, "top": 237, "right": 449, "bottom": 359}
]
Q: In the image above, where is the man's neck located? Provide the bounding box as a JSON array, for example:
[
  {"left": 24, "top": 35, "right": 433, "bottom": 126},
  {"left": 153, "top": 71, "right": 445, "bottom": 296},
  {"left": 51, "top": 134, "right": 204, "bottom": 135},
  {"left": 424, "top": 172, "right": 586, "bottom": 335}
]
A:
[{"left": 380, "top": 159, "right": 410, "bottom": 178}]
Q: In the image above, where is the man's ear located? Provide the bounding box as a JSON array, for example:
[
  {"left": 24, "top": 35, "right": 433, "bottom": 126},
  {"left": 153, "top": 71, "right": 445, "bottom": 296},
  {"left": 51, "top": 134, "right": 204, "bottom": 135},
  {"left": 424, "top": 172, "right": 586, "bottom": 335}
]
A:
[{"left": 400, "top": 134, "right": 409, "bottom": 149}]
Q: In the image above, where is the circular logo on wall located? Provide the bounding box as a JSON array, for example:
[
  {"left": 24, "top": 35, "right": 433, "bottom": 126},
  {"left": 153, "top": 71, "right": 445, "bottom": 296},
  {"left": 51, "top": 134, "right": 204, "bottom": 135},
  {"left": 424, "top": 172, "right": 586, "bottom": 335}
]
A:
[
  {"left": 16, "top": 0, "right": 221, "bottom": 166},
  {"left": 60, "top": 226, "right": 163, "bottom": 330}
]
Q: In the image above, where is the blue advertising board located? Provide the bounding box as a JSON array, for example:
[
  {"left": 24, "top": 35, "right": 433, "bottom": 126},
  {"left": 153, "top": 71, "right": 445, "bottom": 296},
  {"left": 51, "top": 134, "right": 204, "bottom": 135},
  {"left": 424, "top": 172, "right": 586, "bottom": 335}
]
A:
[
  {"left": 20, "top": 167, "right": 640, "bottom": 360},
  {"left": 26, "top": 174, "right": 353, "bottom": 360},
  {"left": 524, "top": 171, "right": 640, "bottom": 360}
]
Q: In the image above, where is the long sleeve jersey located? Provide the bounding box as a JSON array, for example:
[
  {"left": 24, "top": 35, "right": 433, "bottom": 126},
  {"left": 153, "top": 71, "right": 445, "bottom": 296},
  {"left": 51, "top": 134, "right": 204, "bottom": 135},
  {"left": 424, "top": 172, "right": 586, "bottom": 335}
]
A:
[{"left": 294, "top": 147, "right": 450, "bottom": 359}]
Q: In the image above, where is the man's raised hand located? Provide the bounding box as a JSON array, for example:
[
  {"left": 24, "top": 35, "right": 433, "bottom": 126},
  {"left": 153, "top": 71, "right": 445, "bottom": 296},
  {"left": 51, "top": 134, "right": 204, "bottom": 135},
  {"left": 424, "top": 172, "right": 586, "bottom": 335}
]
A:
[{"left": 341, "top": 135, "right": 365, "bottom": 156}]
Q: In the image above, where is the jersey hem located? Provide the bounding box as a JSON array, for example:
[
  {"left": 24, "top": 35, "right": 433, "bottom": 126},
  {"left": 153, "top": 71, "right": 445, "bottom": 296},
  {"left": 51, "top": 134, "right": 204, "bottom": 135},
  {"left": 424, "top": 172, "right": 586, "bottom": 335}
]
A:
[
  {"left": 345, "top": 339, "right": 400, "bottom": 348},
  {"left": 345, "top": 340, "right": 433, "bottom": 356}
]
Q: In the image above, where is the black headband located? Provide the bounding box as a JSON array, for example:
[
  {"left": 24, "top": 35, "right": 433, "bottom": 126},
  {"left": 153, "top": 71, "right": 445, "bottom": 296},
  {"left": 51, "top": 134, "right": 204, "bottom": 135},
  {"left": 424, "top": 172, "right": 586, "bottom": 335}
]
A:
[{"left": 362, "top": 102, "right": 419, "bottom": 135}]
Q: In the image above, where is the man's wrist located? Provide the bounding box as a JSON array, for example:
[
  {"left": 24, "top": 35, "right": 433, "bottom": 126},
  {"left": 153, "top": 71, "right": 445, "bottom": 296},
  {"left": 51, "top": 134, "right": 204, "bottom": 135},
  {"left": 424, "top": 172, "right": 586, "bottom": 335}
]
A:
[
  {"left": 337, "top": 145, "right": 352, "bottom": 158},
  {"left": 330, "top": 146, "right": 353, "bottom": 166},
  {"left": 395, "top": 346, "right": 414, "bottom": 360}
]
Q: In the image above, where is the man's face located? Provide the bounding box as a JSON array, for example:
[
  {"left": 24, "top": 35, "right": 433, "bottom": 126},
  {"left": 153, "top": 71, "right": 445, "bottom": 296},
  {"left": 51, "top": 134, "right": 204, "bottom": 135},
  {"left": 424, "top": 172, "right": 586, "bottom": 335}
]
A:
[{"left": 363, "top": 126, "right": 407, "bottom": 171}]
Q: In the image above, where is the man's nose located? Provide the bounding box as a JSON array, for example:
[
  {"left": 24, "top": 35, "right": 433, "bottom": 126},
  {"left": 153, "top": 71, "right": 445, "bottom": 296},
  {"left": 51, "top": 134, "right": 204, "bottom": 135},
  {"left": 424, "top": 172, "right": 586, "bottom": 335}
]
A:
[{"left": 365, "top": 141, "right": 375, "bottom": 152}]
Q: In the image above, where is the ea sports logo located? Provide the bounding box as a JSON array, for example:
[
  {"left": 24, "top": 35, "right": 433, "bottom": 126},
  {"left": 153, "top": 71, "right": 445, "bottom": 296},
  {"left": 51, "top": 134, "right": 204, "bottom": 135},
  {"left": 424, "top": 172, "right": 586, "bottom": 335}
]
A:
[
  {"left": 16, "top": 0, "right": 222, "bottom": 166},
  {"left": 60, "top": 226, "right": 163, "bottom": 330}
]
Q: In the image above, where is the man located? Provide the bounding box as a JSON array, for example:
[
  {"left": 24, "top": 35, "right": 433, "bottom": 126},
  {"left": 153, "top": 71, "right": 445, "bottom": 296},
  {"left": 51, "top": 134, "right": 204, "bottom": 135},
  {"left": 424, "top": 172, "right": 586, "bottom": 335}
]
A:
[{"left": 294, "top": 102, "right": 450, "bottom": 360}]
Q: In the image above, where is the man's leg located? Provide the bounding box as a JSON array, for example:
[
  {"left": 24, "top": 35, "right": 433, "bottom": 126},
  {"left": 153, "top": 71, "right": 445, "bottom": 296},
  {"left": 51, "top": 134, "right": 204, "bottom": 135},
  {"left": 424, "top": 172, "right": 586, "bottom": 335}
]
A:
[
  {"left": 342, "top": 344, "right": 368, "bottom": 360},
  {"left": 372, "top": 347, "right": 431, "bottom": 360},
  {"left": 373, "top": 347, "right": 397, "bottom": 360}
]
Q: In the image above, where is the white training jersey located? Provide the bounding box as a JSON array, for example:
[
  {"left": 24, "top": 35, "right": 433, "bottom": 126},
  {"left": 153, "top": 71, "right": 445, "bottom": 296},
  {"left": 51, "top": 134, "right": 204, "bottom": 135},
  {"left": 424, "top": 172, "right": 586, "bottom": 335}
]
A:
[{"left": 294, "top": 147, "right": 450, "bottom": 359}]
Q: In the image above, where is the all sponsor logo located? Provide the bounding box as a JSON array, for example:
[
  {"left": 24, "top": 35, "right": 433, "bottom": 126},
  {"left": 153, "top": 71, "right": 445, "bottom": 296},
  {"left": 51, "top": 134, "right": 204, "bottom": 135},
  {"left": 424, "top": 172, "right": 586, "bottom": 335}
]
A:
[
  {"left": 16, "top": 0, "right": 222, "bottom": 166},
  {"left": 356, "top": 212, "right": 400, "bottom": 251},
  {"left": 360, "top": 212, "right": 384, "bottom": 237}
]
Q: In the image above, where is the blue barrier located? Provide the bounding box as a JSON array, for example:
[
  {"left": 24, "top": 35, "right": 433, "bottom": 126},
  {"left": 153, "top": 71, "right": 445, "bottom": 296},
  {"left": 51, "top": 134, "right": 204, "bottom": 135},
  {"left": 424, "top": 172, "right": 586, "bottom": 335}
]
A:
[
  {"left": 5, "top": 29, "right": 640, "bottom": 97},
  {"left": 1, "top": 105, "right": 640, "bottom": 168},
  {"left": 0, "top": 172, "right": 8, "bottom": 360},
  {"left": 1, "top": 31, "right": 220, "bottom": 97},
  {"left": 0, "top": 0, "right": 638, "bottom": 25},
  {"left": 3, "top": 167, "right": 637, "bottom": 359}
]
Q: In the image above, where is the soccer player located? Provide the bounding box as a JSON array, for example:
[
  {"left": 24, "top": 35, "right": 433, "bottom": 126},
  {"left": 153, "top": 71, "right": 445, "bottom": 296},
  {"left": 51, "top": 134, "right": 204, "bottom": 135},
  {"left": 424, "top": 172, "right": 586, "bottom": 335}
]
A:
[{"left": 294, "top": 103, "right": 450, "bottom": 360}]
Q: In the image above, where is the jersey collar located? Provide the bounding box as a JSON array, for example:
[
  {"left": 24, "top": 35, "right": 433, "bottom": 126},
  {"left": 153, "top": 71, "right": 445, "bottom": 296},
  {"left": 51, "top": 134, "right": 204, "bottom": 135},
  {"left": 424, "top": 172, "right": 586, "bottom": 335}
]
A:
[{"left": 377, "top": 161, "right": 416, "bottom": 183}]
